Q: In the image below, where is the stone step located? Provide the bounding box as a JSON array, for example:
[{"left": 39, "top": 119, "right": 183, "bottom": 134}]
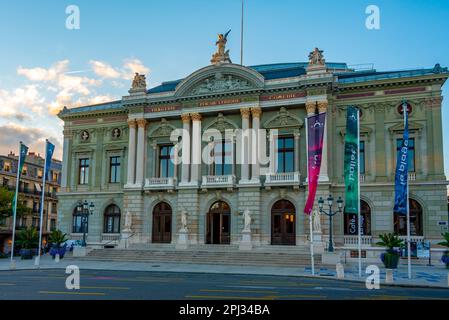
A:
[{"left": 78, "top": 248, "right": 320, "bottom": 267}]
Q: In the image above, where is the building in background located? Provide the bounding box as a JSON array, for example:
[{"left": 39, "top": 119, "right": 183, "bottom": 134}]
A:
[
  {"left": 56, "top": 36, "right": 449, "bottom": 260},
  {"left": 0, "top": 152, "right": 62, "bottom": 253}
]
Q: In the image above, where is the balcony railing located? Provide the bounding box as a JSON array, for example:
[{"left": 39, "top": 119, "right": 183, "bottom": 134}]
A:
[
  {"left": 101, "top": 233, "right": 121, "bottom": 243},
  {"left": 144, "top": 177, "right": 176, "bottom": 190},
  {"left": 264, "top": 172, "right": 301, "bottom": 186},
  {"left": 408, "top": 172, "right": 416, "bottom": 181},
  {"left": 343, "top": 235, "right": 373, "bottom": 247},
  {"left": 360, "top": 174, "right": 365, "bottom": 183},
  {"left": 201, "top": 175, "right": 236, "bottom": 188},
  {"left": 399, "top": 235, "right": 424, "bottom": 243}
]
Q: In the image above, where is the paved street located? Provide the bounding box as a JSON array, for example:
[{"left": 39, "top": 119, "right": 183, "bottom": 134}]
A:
[{"left": 0, "top": 269, "right": 448, "bottom": 300}]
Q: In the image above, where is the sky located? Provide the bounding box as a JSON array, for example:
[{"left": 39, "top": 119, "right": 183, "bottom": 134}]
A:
[{"left": 0, "top": 0, "right": 448, "bottom": 178}]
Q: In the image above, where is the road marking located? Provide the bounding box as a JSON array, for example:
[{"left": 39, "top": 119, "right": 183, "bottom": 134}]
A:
[
  {"left": 200, "top": 289, "right": 278, "bottom": 294},
  {"left": 0, "top": 283, "right": 15, "bottom": 286},
  {"left": 236, "top": 281, "right": 316, "bottom": 287},
  {"left": 81, "top": 286, "right": 130, "bottom": 290},
  {"left": 223, "top": 285, "right": 277, "bottom": 290},
  {"left": 270, "top": 294, "right": 327, "bottom": 299},
  {"left": 39, "top": 291, "right": 105, "bottom": 296},
  {"left": 185, "top": 295, "right": 274, "bottom": 300}
]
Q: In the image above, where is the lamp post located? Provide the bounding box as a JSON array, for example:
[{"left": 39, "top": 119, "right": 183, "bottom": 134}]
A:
[
  {"left": 318, "top": 195, "right": 343, "bottom": 253},
  {"left": 77, "top": 200, "right": 94, "bottom": 247}
]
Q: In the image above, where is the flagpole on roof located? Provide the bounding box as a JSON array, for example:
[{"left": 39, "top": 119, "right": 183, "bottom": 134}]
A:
[{"left": 240, "top": 0, "right": 244, "bottom": 65}]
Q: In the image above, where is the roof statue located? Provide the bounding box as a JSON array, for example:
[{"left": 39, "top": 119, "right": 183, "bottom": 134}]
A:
[
  {"left": 308, "top": 47, "right": 326, "bottom": 66},
  {"left": 211, "top": 30, "right": 232, "bottom": 65},
  {"left": 130, "top": 72, "right": 147, "bottom": 92}
]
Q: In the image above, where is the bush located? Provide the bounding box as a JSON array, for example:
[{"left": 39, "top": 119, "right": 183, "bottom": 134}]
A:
[
  {"left": 16, "top": 227, "right": 39, "bottom": 249},
  {"left": 48, "top": 230, "right": 68, "bottom": 248}
]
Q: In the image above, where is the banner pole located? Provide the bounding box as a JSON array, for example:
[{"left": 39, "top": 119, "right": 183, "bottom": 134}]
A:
[
  {"left": 357, "top": 109, "right": 362, "bottom": 277},
  {"left": 305, "top": 117, "right": 315, "bottom": 275},
  {"left": 35, "top": 140, "right": 48, "bottom": 267},
  {"left": 404, "top": 106, "right": 412, "bottom": 280},
  {"left": 10, "top": 142, "right": 23, "bottom": 267}
]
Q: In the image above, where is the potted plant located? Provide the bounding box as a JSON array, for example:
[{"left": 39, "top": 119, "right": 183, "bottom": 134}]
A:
[
  {"left": 16, "top": 227, "right": 39, "bottom": 260},
  {"left": 376, "top": 233, "right": 404, "bottom": 269},
  {"left": 438, "top": 232, "right": 449, "bottom": 269},
  {"left": 48, "top": 230, "right": 68, "bottom": 259}
]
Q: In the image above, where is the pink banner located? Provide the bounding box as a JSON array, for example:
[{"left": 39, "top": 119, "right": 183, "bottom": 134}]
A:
[{"left": 304, "top": 112, "right": 326, "bottom": 215}]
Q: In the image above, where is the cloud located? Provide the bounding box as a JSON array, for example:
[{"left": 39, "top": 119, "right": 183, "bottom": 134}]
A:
[
  {"left": 17, "top": 60, "right": 69, "bottom": 81},
  {"left": 122, "top": 58, "right": 150, "bottom": 80},
  {"left": 89, "top": 60, "right": 121, "bottom": 79},
  {"left": 0, "top": 123, "right": 62, "bottom": 160},
  {"left": 0, "top": 85, "right": 45, "bottom": 120}
]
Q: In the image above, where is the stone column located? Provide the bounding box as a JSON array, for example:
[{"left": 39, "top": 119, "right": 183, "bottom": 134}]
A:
[
  {"left": 180, "top": 113, "right": 191, "bottom": 184},
  {"left": 152, "top": 141, "right": 158, "bottom": 178},
  {"left": 239, "top": 108, "right": 251, "bottom": 183},
  {"left": 61, "top": 128, "right": 72, "bottom": 191},
  {"left": 317, "top": 101, "right": 329, "bottom": 182},
  {"left": 190, "top": 112, "right": 202, "bottom": 185},
  {"left": 251, "top": 107, "right": 262, "bottom": 183},
  {"left": 126, "top": 119, "right": 137, "bottom": 186},
  {"left": 135, "top": 118, "right": 147, "bottom": 187},
  {"left": 294, "top": 130, "right": 300, "bottom": 172}
]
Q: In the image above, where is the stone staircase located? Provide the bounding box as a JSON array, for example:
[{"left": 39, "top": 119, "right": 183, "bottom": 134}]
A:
[{"left": 76, "top": 245, "right": 319, "bottom": 267}]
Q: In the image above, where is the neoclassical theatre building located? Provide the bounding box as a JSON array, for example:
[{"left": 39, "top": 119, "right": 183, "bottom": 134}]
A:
[{"left": 57, "top": 38, "right": 449, "bottom": 253}]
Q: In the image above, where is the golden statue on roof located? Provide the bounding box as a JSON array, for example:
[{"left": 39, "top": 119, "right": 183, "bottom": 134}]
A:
[
  {"left": 308, "top": 47, "right": 325, "bottom": 66},
  {"left": 211, "top": 30, "right": 232, "bottom": 64}
]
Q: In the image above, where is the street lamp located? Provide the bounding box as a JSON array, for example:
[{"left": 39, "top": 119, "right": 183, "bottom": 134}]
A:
[
  {"left": 77, "top": 200, "right": 94, "bottom": 247},
  {"left": 318, "top": 195, "right": 343, "bottom": 252}
]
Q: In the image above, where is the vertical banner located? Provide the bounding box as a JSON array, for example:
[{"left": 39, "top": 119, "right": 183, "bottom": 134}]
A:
[
  {"left": 36, "top": 140, "right": 55, "bottom": 266},
  {"left": 344, "top": 106, "right": 359, "bottom": 214},
  {"left": 304, "top": 112, "right": 326, "bottom": 215},
  {"left": 10, "top": 142, "right": 28, "bottom": 264},
  {"left": 393, "top": 105, "right": 409, "bottom": 214}
]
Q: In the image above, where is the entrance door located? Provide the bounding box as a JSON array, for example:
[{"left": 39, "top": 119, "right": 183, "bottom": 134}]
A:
[
  {"left": 206, "top": 201, "right": 231, "bottom": 244},
  {"left": 271, "top": 200, "right": 296, "bottom": 245},
  {"left": 152, "top": 202, "right": 172, "bottom": 243}
]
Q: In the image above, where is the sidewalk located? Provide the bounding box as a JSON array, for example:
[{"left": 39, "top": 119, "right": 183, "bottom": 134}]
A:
[{"left": 0, "top": 255, "right": 448, "bottom": 289}]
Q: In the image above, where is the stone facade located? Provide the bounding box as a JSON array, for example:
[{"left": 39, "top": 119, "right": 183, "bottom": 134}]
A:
[{"left": 56, "top": 48, "right": 449, "bottom": 251}]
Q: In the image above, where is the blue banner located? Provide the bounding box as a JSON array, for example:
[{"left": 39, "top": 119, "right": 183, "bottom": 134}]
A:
[
  {"left": 393, "top": 103, "right": 409, "bottom": 215},
  {"left": 44, "top": 140, "right": 55, "bottom": 181}
]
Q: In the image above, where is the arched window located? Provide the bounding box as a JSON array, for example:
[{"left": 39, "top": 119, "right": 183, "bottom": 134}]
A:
[
  {"left": 206, "top": 201, "right": 231, "bottom": 244},
  {"left": 152, "top": 202, "right": 172, "bottom": 243},
  {"left": 271, "top": 199, "right": 296, "bottom": 245},
  {"left": 104, "top": 205, "right": 121, "bottom": 234},
  {"left": 344, "top": 200, "right": 372, "bottom": 236},
  {"left": 394, "top": 199, "right": 423, "bottom": 236},
  {"left": 72, "top": 207, "right": 85, "bottom": 233}
]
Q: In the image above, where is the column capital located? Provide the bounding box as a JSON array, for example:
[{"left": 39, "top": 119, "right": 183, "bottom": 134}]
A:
[
  {"left": 127, "top": 119, "right": 137, "bottom": 128},
  {"left": 293, "top": 130, "right": 301, "bottom": 139},
  {"left": 251, "top": 107, "right": 262, "bottom": 119},
  {"left": 190, "top": 112, "right": 202, "bottom": 121},
  {"left": 181, "top": 113, "right": 191, "bottom": 123},
  {"left": 317, "top": 100, "right": 328, "bottom": 113},
  {"left": 136, "top": 118, "right": 147, "bottom": 128},
  {"left": 305, "top": 101, "right": 317, "bottom": 114},
  {"left": 240, "top": 107, "right": 251, "bottom": 119}
]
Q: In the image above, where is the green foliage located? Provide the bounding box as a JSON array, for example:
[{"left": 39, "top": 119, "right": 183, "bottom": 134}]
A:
[
  {"left": 437, "top": 232, "right": 449, "bottom": 247},
  {"left": 16, "top": 227, "right": 39, "bottom": 249},
  {"left": 376, "top": 233, "right": 404, "bottom": 250},
  {"left": 48, "top": 230, "right": 68, "bottom": 247},
  {"left": 0, "top": 187, "right": 32, "bottom": 218}
]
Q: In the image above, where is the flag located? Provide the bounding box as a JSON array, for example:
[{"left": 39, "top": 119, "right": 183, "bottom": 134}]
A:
[
  {"left": 393, "top": 103, "right": 409, "bottom": 214},
  {"left": 11, "top": 142, "right": 28, "bottom": 212},
  {"left": 304, "top": 112, "right": 326, "bottom": 215},
  {"left": 44, "top": 140, "right": 55, "bottom": 181},
  {"left": 344, "top": 106, "right": 359, "bottom": 214}
]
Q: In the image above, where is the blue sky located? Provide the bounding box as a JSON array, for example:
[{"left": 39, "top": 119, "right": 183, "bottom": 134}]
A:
[{"left": 0, "top": 0, "right": 448, "bottom": 177}]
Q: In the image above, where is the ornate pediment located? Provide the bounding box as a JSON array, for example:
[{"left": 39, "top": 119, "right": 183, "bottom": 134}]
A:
[
  {"left": 388, "top": 120, "right": 423, "bottom": 135},
  {"left": 189, "top": 73, "right": 254, "bottom": 96},
  {"left": 204, "top": 113, "right": 238, "bottom": 133},
  {"left": 339, "top": 125, "right": 374, "bottom": 142},
  {"left": 263, "top": 107, "right": 304, "bottom": 129},
  {"left": 148, "top": 118, "right": 176, "bottom": 138}
]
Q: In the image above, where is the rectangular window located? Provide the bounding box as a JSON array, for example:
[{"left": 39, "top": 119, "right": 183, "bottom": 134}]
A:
[
  {"left": 51, "top": 202, "right": 57, "bottom": 214},
  {"left": 32, "top": 217, "right": 39, "bottom": 228},
  {"left": 79, "top": 158, "right": 89, "bottom": 185},
  {"left": 213, "top": 140, "right": 232, "bottom": 176},
  {"left": 396, "top": 138, "right": 415, "bottom": 172},
  {"left": 3, "top": 161, "right": 11, "bottom": 172},
  {"left": 109, "top": 156, "right": 121, "bottom": 183},
  {"left": 2, "top": 178, "right": 9, "bottom": 187},
  {"left": 22, "top": 165, "right": 27, "bottom": 176},
  {"left": 158, "top": 145, "right": 174, "bottom": 178},
  {"left": 50, "top": 219, "right": 56, "bottom": 231},
  {"left": 276, "top": 136, "right": 294, "bottom": 173},
  {"left": 360, "top": 141, "right": 365, "bottom": 174}
]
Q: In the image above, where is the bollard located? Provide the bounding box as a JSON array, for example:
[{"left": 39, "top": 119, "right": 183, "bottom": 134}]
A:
[
  {"left": 55, "top": 254, "right": 60, "bottom": 263},
  {"left": 385, "top": 269, "right": 394, "bottom": 284},
  {"left": 336, "top": 263, "right": 345, "bottom": 279},
  {"left": 34, "top": 256, "right": 40, "bottom": 266},
  {"left": 9, "top": 260, "right": 16, "bottom": 270}
]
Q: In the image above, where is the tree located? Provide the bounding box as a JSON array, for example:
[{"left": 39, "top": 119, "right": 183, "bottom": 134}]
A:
[{"left": 0, "top": 187, "right": 32, "bottom": 218}]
